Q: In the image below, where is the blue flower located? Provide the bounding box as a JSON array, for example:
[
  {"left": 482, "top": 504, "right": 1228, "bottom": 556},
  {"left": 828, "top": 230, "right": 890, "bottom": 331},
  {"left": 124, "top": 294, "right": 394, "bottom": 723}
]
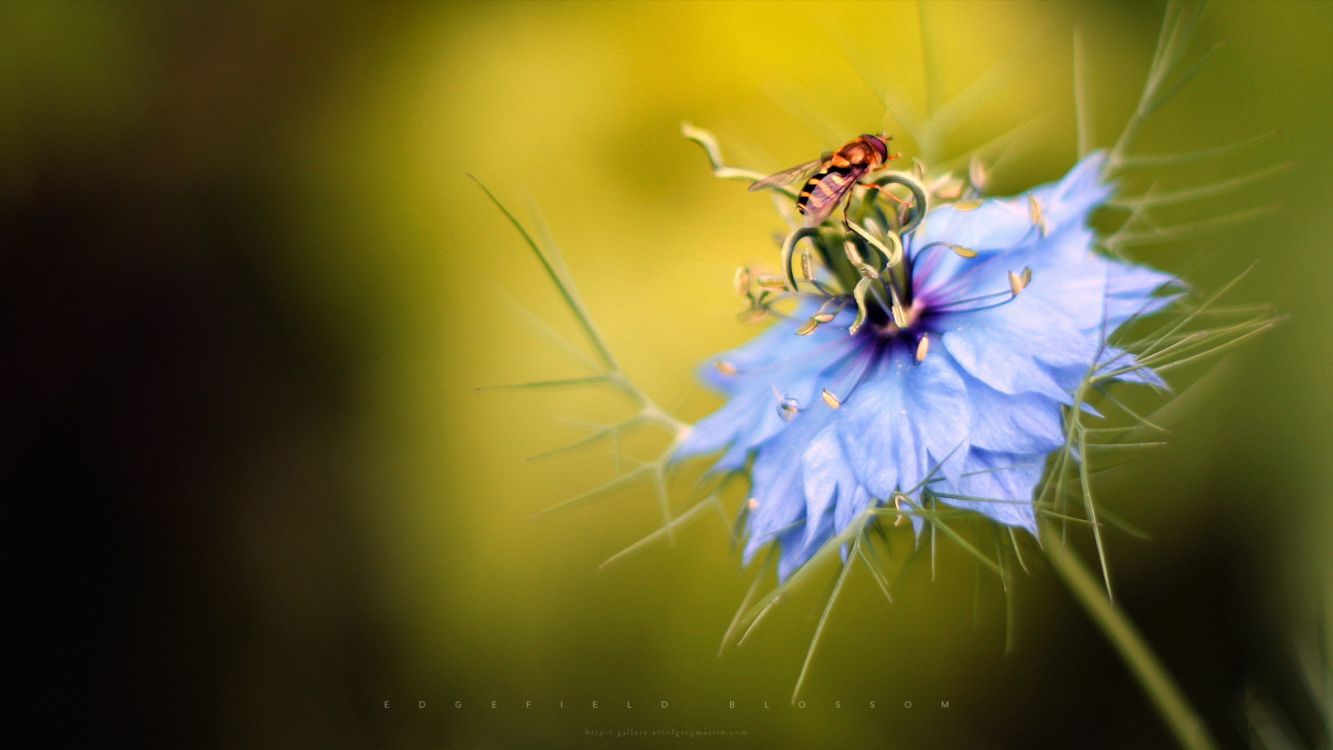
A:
[{"left": 676, "top": 153, "right": 1178, "bottom": 581}]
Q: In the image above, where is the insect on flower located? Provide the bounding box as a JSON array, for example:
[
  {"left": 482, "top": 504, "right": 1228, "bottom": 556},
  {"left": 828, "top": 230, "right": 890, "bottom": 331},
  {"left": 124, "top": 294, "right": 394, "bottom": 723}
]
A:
[
  {"left": 677, "top": 149, "right": 1181, "bottom": 581},
  {"left": 749, "top": 134, "right": 900, "bottom": 226}
]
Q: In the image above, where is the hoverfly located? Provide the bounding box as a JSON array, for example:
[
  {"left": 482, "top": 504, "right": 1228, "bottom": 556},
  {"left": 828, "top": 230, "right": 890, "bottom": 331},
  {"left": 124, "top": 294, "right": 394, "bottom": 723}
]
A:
[{"left": 749, "top": 134, "right": 898, "bottom": 226}]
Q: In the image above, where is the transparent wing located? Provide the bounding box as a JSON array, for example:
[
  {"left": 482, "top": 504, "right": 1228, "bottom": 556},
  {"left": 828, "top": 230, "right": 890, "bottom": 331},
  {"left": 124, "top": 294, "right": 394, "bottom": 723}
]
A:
[
  {"left": 800, "top": 165, "right": 867, "bottom": 226},
  {"left": 748, "top": 155, "right": 828, "bottom": 192}
]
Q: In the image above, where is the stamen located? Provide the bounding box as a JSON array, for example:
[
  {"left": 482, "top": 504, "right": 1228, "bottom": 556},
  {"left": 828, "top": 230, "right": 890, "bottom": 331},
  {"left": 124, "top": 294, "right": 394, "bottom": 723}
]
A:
[
  {"left": 929, "top": 289, "right": 1012, "bottom": 312},
  {"left": 809, "top": 279, "right": 839, "bottom": 298},
  {"left": 892, "top": 493, "right": 908, "bottom": 526},
  {"left": 844, "top": 240, "right": 880, "bottom": 279},
  {"left": 887, "top": 283, "right": 910, "bottom": 329},
  {"left": 953, "top": 200, "right": 983, "bottom": 212},
  {"left": 747, "top": 497, "right": 761, "bottom": 511},
  {"left": 755, "top": 275, "right": 788, "bottom": 290},
  {"left": 779, "top": 226, "right": 821, "bottom": 291},
  {"left": 864, "top": 174, "right": 928, "bottom": 234},
  {"left": 934, "top": 179, "right": 963, "bottom": 201},
  {"left": 848, "top": 277, "right": 873, "bottom": 335},
  {"left": 815, "top": 297, "right": 847, "bottom": 318},
  {"left": 929, "top": 269, "right": 1034, "bottom": 315},
  {"left": 733, "top": 266, "right": 750, "bottom": 296},
  {"left": 1028, "top": 195, "right": 1049, "bottom": 236},
  {"left": 777, "top": 396, "right": 800, "bottom": 422},
  {"left": 795, "top": 317, "right": 821, "bottom": 336},
  {"left": 846, "top": 220, "right": 903, "bottom": 268},
  {"left": 811, "top": 345, "right": 879, "bottom": 417},
  {"left": 799, "top": 249, "right": 814, "bottom": 281},
  {"left": 910, "top": 241, "right": 978, "bottom": 264},
  {"left": 714, "top": 360, "right": 738, "bottom": 375},
  {"left": 843, "top": 240, "right": 864, "bottom": 266},
  {"left": 880, "top": 225, "right": 906, "bottom": 268},
  {"left": 1008, "top": 266, "right": 1033, "bottom": 297},
  {"left": 915, "top": 333, "right": 930, "bottom": 363},
  {"left": 811, "top": 312, "right": 836, "bottom": 324},
  {"left": 969, "top": 155, "right": 988, "bottom": 192},
  {"left": 1009, "top": 270, "right": 1024, "bottom": 296}
]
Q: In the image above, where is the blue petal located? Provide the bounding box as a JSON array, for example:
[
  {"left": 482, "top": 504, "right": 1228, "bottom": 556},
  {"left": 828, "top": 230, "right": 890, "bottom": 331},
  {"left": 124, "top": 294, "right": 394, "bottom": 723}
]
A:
[
  {"left": 930, "top": 223, "right": 1178, "bottom": 342},
  {"left": 960, "top": 372, "right": 1066, "bottom": 454},
  {"left": 776, "top": 526, "right": 811, "bottom": 581},
  {"left": 801, "top": 424, "right": 857, "bottom": 550},
  {"left": 911, "top": 152, "right": 1111, "bottom": 269},
  {"left": 1103, "top": 260, "right": 1180, "bottom": 329},
  {"left": 940, "top": 449, "right": 1044, "bottom": 533},
  {"left": 912, "top": 198, "right": 1037, "bottom": 258},
  {"left": 674, "top": 383, "right": 769, "bottom": 462},
  {"left": 696, "top": 303, "right": 858, "bottom": 394},
  {"left": 1099, "top": 346, "right": 1169, "bottom": 390},
  {"left": 741, "top": 406, "right": 835, "bottom": 564},
  {"left": 835, "top": 347, "right": 971, "bottom": 499},
  {"left": 1029, "top": 151, "right": 1113, "bottom": 236},
  {"left": 833, "top": 483, "right": 875, "bottom": 544},
  {"left": 675, "top": 319, "right": 861, "bottom": 466},
  {"left": 937, "top": 292, "right": 1093, "bottom": 401}
]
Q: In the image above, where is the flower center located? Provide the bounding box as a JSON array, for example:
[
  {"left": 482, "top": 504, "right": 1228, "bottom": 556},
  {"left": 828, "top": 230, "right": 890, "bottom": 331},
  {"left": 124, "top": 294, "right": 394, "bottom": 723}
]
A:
[{"left": 733, "top": 180, "right": 1033, "bottom": 364}]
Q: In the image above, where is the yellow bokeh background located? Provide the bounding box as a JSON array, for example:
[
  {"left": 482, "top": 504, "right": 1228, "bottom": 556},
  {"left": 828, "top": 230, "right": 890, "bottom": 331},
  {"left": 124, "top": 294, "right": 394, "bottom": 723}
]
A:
[{"left": 5, "top": 1, "right": 1330, "bottom": 746}]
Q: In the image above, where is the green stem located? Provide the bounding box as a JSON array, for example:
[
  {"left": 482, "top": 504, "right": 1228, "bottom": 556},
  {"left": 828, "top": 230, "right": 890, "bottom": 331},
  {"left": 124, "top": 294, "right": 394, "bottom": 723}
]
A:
[{"left": 1041, "top": 520, "right": 1216, "bottom": 749}]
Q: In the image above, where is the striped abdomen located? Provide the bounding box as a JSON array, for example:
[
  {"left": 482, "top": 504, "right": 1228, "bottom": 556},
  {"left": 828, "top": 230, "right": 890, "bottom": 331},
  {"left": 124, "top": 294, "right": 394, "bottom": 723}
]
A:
[{"left": 796, "top": 163, "right": 866, "bottom": 226}]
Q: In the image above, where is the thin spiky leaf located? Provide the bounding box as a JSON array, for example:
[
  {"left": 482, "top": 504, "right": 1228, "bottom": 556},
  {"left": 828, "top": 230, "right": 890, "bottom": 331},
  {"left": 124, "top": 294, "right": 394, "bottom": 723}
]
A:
[
  {"left": 475, "top": 375, "right": 610, "bottom": 392},
  {"left": 791, "top": 545, "right": 857, "bottom": 702},
  {"left": 599, "top": 497, "right": 719, "bottom": 570},
  {"left": 471, "top": 176, "right": 620, "bottom": 371}
]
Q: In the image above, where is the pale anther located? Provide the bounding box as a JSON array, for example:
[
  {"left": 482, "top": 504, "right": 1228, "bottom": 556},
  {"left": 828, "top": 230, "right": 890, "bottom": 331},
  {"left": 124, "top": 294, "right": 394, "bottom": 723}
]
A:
[
  {"left": 733, "top": 266, "right": 750, "bottom": 296},
  {"left": 821, "top": 388, "right": 842, "bottom": 409}
]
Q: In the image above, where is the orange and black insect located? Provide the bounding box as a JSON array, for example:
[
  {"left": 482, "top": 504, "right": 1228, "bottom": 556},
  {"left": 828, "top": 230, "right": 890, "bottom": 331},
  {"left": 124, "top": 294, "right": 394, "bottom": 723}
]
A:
[{"left": 749, "top": 134, "right": 898, "bottom": 226}]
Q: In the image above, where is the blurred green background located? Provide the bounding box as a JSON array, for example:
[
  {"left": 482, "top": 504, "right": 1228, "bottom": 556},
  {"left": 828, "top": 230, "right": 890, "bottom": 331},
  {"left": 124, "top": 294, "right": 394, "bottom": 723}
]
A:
[{"left": 5, "top": 1, "right": 1330, "bottom": 747}]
